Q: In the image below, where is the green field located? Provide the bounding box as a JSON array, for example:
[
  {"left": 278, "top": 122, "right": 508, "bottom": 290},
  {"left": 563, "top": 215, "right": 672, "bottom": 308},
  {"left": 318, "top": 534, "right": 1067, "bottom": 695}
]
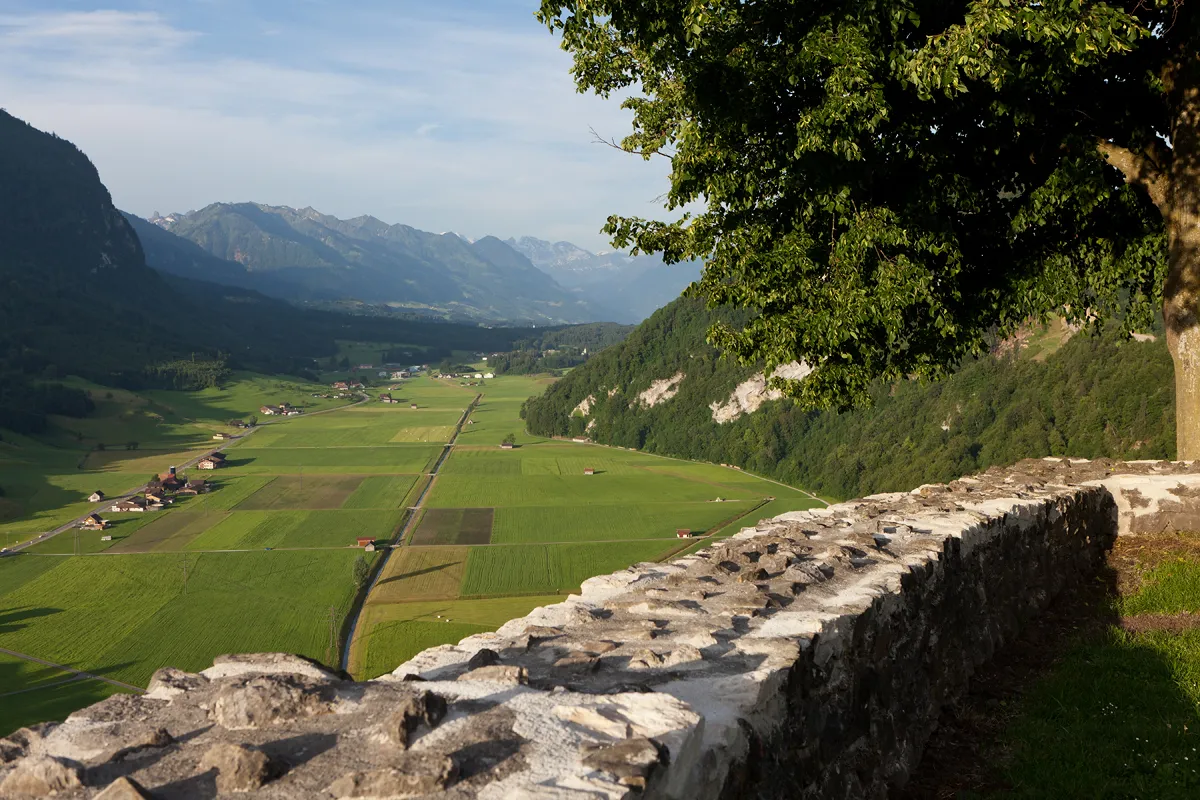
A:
[
  {"left": 0, "top": 371, "right": 825, "bottom": 732},
  {"left": 410, "top": 508, "right": 494, "bottom": 545},
  {"left": 459, "top": 541, "right": 679, "bottom": 596},
  {"left": 352, "top": 595, "right": 561, "bottom": 680},
  {"left": 0, "top": 550, "right": 372, "bottom": 689}
]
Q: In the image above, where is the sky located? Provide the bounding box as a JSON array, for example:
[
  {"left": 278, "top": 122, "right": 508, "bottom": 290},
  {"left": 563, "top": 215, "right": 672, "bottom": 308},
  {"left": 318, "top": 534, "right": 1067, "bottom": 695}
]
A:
[{"left": 0, "top": 1, "right": 676, "bottom": 250}]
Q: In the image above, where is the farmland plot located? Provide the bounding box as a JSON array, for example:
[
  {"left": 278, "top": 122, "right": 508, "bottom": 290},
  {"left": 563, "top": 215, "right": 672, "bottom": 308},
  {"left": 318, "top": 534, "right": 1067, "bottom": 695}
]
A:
[
  {"left": 368, "top": 546, "right": 469, "bottom": 603},
  {"left": 227, "top": 447, "right": 439, "bottom": 474},
  {"left": 235, "top": 475, "right": 363, "bottom": 510},
  {"left": 342, "top": 475, "right": 420, "bottom": 510},
  {"left": 93, "top": 551, "right": 371, "bottom": 686},
  {"left": 459, "top": 541, "right": 677, "bottom": 596},
  {"left": 489, "top": 501, "right": 755, "bottom": 544},
  {"left": 107, "top": 512, "right": 229, "bottom": 553},
  {"left": 428, "top": 472, "right": 760, "bottom": 508},
  {"left": 186, "top": 510, "right": 402, "bottom": 550},
  {"left": 410, "top": 508, "right": 493, "bottom": 545}
]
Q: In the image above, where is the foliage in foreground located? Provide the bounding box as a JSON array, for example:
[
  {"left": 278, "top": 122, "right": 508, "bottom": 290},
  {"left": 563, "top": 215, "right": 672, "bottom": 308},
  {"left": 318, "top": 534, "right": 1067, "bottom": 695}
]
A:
[{"left": 536, "top": 1, "right": 1191, "bottom": 426}]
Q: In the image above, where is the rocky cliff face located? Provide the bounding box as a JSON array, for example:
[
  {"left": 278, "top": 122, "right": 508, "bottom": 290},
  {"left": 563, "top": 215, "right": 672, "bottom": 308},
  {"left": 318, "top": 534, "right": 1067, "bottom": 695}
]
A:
[
  {"left": 7, "top": 459, "right": 1194, "bottom": 799},
  {"left": 0, "top": 110, "right": 156, "bottom": 291}
]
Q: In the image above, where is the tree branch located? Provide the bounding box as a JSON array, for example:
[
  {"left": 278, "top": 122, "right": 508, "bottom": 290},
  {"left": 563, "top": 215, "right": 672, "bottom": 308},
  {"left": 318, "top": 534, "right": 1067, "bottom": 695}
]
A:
[{"left": 1096, "top": 139, "right": 1170, "bottom": 214}]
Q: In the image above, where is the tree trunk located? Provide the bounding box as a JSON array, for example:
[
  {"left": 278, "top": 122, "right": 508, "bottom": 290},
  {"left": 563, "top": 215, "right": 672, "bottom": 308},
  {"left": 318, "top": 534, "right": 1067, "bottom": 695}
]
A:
[{"left": 1164, "top": 62, "right": 1200, "bottom": 459}]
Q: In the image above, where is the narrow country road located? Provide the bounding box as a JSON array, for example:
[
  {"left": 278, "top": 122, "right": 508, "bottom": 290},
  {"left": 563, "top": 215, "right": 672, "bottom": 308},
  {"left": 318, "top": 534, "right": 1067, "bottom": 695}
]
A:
[
  {"left": 340, "top": 394, "right": 481, "bottom": 674},
  {"left": 0, "top": 647, "right": 145, "bottom": 694}
]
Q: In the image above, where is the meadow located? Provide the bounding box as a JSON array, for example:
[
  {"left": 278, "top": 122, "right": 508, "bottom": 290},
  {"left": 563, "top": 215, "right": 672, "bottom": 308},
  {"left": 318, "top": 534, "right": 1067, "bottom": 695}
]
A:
[
  {"left": 348, "top": 372, "right": 823, "bottom": 678},
  {"left": 0, "top": 369, "right": 824, "bottom": 734}
]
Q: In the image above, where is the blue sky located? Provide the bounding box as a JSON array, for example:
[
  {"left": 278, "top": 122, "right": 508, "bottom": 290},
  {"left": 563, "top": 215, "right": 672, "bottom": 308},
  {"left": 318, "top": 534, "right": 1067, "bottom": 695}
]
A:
[{"left": 0, "top": 1, "right": 673, "bottom": 249}]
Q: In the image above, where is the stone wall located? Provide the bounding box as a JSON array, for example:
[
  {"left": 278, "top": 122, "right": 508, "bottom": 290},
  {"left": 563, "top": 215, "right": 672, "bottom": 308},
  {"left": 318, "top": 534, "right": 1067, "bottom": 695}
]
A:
[{"left": 4, "top": 459, "right": 1199, "bottom": 799}]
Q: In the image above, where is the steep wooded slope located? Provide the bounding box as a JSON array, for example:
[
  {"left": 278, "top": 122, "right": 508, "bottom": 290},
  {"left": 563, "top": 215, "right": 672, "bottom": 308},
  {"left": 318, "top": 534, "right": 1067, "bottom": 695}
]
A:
[{"left": 523, "top": 297, "right": 1176, "bottom": 499}]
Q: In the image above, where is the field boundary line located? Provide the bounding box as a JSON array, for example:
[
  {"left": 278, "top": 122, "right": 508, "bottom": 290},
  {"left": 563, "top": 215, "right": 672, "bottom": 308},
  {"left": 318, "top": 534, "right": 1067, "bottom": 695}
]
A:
[{"left": 0, "top": 647, "right": 144, "bottom": 694}]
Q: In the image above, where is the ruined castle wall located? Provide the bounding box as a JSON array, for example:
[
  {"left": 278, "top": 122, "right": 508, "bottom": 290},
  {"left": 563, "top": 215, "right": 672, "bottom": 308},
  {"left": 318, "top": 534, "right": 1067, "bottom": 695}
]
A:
[{"left": 3, "top": 459, "right": 1197, "bottom": 799}]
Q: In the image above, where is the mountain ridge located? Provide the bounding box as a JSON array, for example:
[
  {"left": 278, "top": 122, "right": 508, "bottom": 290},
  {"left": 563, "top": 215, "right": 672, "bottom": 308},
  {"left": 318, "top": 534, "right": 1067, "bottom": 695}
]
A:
[
  {"left": 149, "top": 204, "right": 615, "bottom": 325},
  {"left": 505, "top": 235, "right": 702, "bottom": 323}
]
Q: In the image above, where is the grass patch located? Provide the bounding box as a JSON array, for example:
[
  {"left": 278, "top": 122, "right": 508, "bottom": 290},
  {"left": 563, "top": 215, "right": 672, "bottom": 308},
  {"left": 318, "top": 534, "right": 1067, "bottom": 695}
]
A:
[
  {"left": 993, "top": 629, "right": 1200, "bottom": 797},
  {"left": 234, "top": 475, "right": 363, "bottom": 511},
  {"left": 410, "top": 508, "right": 494, "bottom": 546},
  {"left": 490, "top": 501, "right": 757, "bottom": 544},
  {"left": 460, "top": 541, "right": 676, "bottom": 596},
  {"left": 390, "top": 426, "right": 457, "bottom": 443},
  {"left": 0, "top": 550, "right": 370, "bottom": 689},
  {"left": 185, "top": 510, "right": 402, "bottom": 550},
  {"left": 107, "top": 512, "right": 229, "bottom": 553},
  {"left": 227, "top": 447, "right": 439, "bottom": 474},
  {"left": 341, "top": 475, "right": 420, "bottom": 510},
  {"left": 351, "top": 595, "right": 561, "bottom": 680},
  {"left": 368, "top": 547, "right": 468, "bottom": 603},
  {"left": 1122, "top": 558, "right": 1200, "bottom": 615}
]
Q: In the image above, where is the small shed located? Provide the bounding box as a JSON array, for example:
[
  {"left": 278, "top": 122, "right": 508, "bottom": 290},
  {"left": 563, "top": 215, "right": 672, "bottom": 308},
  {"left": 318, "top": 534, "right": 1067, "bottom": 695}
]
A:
[
  {"left": 356, "top": 537, "right": 375, "bottom": 548},
  {"left": 583, "top": 468, "right": 595, "bottom": 475},
  {"left": 410, "top": 404, "right": 419, "bottom": 410},
  {"left": 212, "top": 433, "right": 231, "bottom": 441},
  {"left": 87, "top": 491, "right": 105, "bottom": 503},
  {"left": 676, "top": 529, "right": 692, "bottom": 538},
  {"left": 500, "top": 442, "right": 515, "bottom": 450}
]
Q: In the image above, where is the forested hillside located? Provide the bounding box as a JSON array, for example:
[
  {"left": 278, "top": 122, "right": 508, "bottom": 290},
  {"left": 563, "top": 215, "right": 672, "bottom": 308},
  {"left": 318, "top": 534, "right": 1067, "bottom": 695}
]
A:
[{"left": 523, "top": 298, "right": 1175, "bottom": 500}]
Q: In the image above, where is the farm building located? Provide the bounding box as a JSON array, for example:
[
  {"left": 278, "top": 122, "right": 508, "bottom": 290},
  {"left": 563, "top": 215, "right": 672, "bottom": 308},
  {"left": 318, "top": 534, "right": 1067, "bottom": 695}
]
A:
[
  {"left": 484, "top": 373, "right": 494, "bottom": 379},
  {"left": 676, "top": 529, "right": 693, "bottom": 538},
  {"left": 356, "top": 537, "right": 375, "bottom": 548},
  {"left": 572, "top": 437, "right": 589, "bottom": 443},
  {"left": 80, "top": 514, "right": 110, "bottom": 531},
  {"left": 110, "top": 499, "right": 145, "bottom": 513},
  {"left": 379, "top": 393, "right": 398, "bottom": 404},
  {"left": 259, "top": 405, "right": 279, "bottom": 416},
  {"left": 212, "top": 433, "right": 231, "bottom": 441},
  {"left": 87, "top": 491, "right": 105, "bottom": 502},
  {"left": 144, "top": 491, "right": 171, "bottom": 506},
  {"left": 500, "top": 442, "right": 515, "bottom": 450},
  {"left": 410, "top": 403, "right": 419, "bottom": 410},
  {"left": 178, "top": 479, "right": 210, "bottom": 496},
  {"left": 198, "top": 453, "right": 227, "bottom": 470},
  {"left": 332, "top": 381, "right": 349, "bottom": 390},
  {"left": 583, "top": 468, "right": 595, "bottom": 475}
]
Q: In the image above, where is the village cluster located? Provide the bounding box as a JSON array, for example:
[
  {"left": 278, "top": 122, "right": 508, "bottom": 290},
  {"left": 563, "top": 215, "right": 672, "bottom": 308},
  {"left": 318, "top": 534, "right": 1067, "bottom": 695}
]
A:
[{"left": 78, "top": 456, "right": 225, "bottom": 535}]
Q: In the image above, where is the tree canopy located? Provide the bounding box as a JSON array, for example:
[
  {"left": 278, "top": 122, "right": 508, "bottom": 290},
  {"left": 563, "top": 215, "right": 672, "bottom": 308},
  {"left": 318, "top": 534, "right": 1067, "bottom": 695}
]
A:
[{"left": 537, "top": 0, "right": 1200, "bottom": 453}]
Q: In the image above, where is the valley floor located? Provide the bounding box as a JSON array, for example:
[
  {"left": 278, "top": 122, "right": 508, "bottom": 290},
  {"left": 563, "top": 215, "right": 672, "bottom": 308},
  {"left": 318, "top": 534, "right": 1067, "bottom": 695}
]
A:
[{"left": 0, "top": 372, "right": 821, "bottom": 734}]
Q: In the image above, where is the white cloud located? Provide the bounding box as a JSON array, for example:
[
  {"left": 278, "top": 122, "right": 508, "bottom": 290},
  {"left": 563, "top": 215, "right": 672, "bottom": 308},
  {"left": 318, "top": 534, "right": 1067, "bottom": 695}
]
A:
[{"left": 0, "top": 7, "right": 679, "bottom": 250}]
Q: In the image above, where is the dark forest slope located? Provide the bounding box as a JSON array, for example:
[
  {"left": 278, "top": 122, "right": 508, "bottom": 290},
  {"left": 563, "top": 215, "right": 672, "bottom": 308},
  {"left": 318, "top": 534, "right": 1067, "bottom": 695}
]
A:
[{"left": 523, "top": 298, "right": 1175, "bottom": 499}]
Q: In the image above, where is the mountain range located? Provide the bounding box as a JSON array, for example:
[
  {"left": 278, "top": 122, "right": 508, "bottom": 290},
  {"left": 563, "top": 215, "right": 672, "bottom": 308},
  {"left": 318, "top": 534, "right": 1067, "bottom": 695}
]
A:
[
  {"left": 141, "top": 204, "right": 618, "bottom": 325},
  {"left": 506, "top": 236, "right": 702, "bottom": 323}
]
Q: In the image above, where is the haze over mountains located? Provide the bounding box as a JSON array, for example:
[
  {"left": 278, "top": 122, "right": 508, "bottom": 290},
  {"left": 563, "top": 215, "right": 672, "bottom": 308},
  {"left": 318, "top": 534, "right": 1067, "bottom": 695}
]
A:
[
  {"left": 507, "top": 236, "right": 702, "bottom": 323},
  {"left": 131, "top": 206, "right": 697, "bottom": 325}
]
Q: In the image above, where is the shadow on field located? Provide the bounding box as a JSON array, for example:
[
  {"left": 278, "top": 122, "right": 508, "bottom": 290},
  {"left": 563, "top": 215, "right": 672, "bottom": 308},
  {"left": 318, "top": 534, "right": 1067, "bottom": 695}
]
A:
[
  {"left": 0, "top": 605, "right": 62, "bottom": 634},
  {"left": 376, "top": 559, "right": 461, "bottom": 587}
]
